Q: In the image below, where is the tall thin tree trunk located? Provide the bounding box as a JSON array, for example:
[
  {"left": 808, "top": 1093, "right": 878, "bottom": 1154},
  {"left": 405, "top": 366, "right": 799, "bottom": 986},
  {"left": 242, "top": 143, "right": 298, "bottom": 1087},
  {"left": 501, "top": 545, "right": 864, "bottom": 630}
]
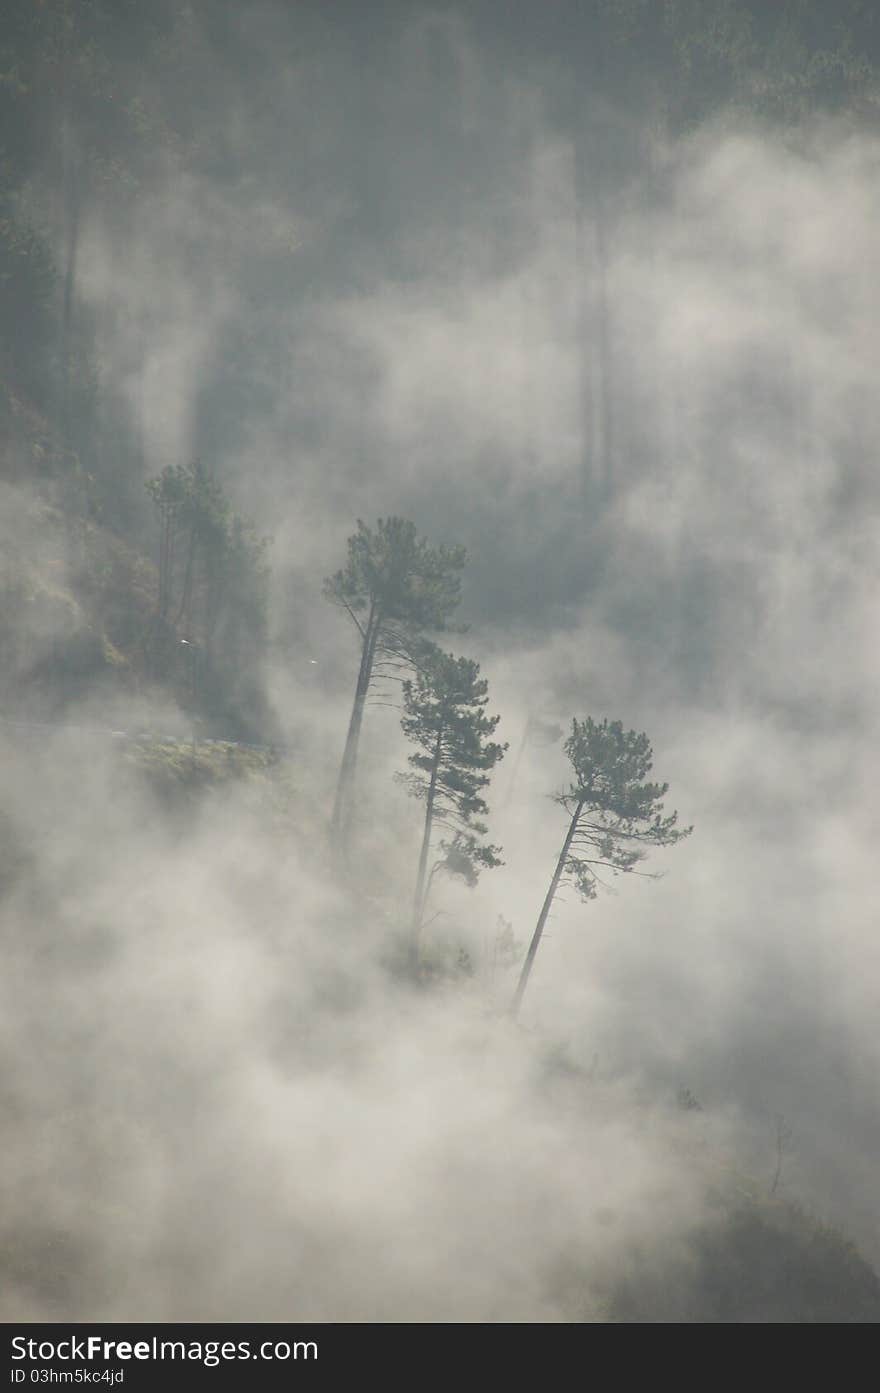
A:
[
  {"left": 510, "top": 799, "right": 583, "bottom": 1019},
  {"left": 203, "top": 558, "right": 221, "bottom": 661},
  {"left": 175, "top": 524, "right": 197, "bottom": 632},
  {"left": 410, "top": 725, "right": 444, "bottom": 964},
  {"left": 594, "top": 190, "right": 614, "bottom": 497},
  {"left": 158, "top": 509, "right": 175, "bottom": 622},
  {"left": 166, "top": 521, "right": 177, "bottom": 621},
  {"left": 58, "top": 12, "right": 79, "bottom": 457},
  {"left": 330, "top": 604, "right": 380, "bottom": 856},
  {"left": 574, "top": 73, "right": 614, "bottom": 501},
  {"left": 61, "top": 163, "right": 80, "bottom": 447}
]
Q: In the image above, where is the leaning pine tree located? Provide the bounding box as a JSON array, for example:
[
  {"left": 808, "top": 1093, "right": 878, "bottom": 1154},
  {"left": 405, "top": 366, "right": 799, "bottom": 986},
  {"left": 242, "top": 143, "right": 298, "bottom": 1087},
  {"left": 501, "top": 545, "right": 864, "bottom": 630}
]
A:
[
  {"left": 324, "top": 518, "right": 466, "bottom": 858},
  {"left": 398, "top": 649, "right": 507, "bottom": 965},
  {"left": 511, "top": 717, "right": 692, "bottom": 1018}
]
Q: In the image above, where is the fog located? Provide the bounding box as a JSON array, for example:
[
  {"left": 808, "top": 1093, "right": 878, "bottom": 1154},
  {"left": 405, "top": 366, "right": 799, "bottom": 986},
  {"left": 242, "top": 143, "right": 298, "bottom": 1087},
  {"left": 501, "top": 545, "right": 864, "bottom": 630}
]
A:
[{"left": 2, "top": 1, "right": 879, "bottom": 1320}]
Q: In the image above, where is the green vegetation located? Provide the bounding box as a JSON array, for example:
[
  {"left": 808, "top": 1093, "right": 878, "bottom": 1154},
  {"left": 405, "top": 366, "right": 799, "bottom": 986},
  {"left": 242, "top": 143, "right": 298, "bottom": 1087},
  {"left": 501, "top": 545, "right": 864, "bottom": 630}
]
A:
[
  {"left": 122, "top": 736, "right": 278, "bottom": 806},
  {"left": 609, "top": 1194, "right": 880, "bottom": 1323},
  {"left": 398, "top": 648, "right": 506, "bottom": 959},
  {"left": 145, "top": 461, "right": 271, "bottom": 737}
]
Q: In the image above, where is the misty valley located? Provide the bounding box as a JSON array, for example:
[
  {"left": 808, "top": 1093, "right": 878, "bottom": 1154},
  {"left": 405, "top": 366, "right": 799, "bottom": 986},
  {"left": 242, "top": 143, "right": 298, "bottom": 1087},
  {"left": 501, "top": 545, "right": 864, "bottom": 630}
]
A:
[{"left": 1, "top": 0, "right": 879, "bottom": 1325}]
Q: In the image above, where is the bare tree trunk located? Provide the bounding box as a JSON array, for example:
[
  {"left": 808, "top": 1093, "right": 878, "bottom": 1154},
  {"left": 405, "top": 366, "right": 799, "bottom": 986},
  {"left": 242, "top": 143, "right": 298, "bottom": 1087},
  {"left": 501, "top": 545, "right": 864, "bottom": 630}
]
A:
[
  {"left": 58, "top": 12, "right": 80, "bottom": 457},
  {"left": 158, "top": 509, "right": 176, "bottom": 622},
  {"left": 510, "top": 799, "right": 583, "bottom": 1019},
  {"left": 175, "top": 523, "right": 197, "bottom": 632},
  {"left": 410, "top": 725, "right": 444, "bottom": 965},
  {"left": 166, "top": 519, "right": 177, "bottom": 620},
  {"left": 61, "top": 165, "right": 80, "bottom": 439},
  {"left": 574, "top": 78, "right": 614, "bottom": 500},
  {"left": 594, "top": 190, "right": 614, "bottom": 497},
  {"left": 330, "top": 603, "right": 380, "bottom": 857},
  {"left": 203, "top": 559, "right": 221, "bottom": 661}
]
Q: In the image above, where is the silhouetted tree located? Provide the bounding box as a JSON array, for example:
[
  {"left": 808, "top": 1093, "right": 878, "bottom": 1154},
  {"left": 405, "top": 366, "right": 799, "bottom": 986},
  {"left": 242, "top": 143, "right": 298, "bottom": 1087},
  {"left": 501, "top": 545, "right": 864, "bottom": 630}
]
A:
[
  {"left": 324, "top": 517, "right": 466, "bottom": 858},
  {"left": 512, "top": 716, "right": 691, "bottom": 1017},
  {"left": 398, "top": 648, "right": 505, "bottom": 963}
]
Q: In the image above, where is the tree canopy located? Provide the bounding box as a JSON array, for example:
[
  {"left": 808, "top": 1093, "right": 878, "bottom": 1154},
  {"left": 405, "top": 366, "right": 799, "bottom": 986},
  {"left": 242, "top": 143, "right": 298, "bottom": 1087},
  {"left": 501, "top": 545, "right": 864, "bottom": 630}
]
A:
[
  {"left": 555, "top": 717, "right": 691, "bottom": 897},
  {"left": 324, "top": 516, "right": 466, "bottom": 646}
]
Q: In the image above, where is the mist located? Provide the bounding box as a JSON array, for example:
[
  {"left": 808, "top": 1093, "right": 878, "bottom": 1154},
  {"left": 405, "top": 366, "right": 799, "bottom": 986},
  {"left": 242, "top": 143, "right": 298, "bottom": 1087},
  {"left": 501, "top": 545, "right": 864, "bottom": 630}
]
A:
[{"left": 2, "top": 0, "right": 879, "bottom": 1321}]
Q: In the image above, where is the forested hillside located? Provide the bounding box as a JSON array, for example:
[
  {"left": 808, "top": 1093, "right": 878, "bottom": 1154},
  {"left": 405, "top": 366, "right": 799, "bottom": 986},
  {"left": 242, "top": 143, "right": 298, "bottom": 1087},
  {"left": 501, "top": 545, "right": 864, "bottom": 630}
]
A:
[{"left": 2, "top": 0, "right": 879, "bottom": 1324}]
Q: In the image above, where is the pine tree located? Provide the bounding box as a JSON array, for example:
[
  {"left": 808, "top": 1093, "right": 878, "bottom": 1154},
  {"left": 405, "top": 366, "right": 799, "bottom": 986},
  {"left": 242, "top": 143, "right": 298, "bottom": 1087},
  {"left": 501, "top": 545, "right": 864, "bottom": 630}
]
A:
[
  {"left": 324, "top": 517, "right": 466, "bottom": 858},
  {"left": 511, "top": 716, "right": 691, "bottom": 1018},
  {"left": 398, "top": 648, "right": 506, "bottom": 964}
]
